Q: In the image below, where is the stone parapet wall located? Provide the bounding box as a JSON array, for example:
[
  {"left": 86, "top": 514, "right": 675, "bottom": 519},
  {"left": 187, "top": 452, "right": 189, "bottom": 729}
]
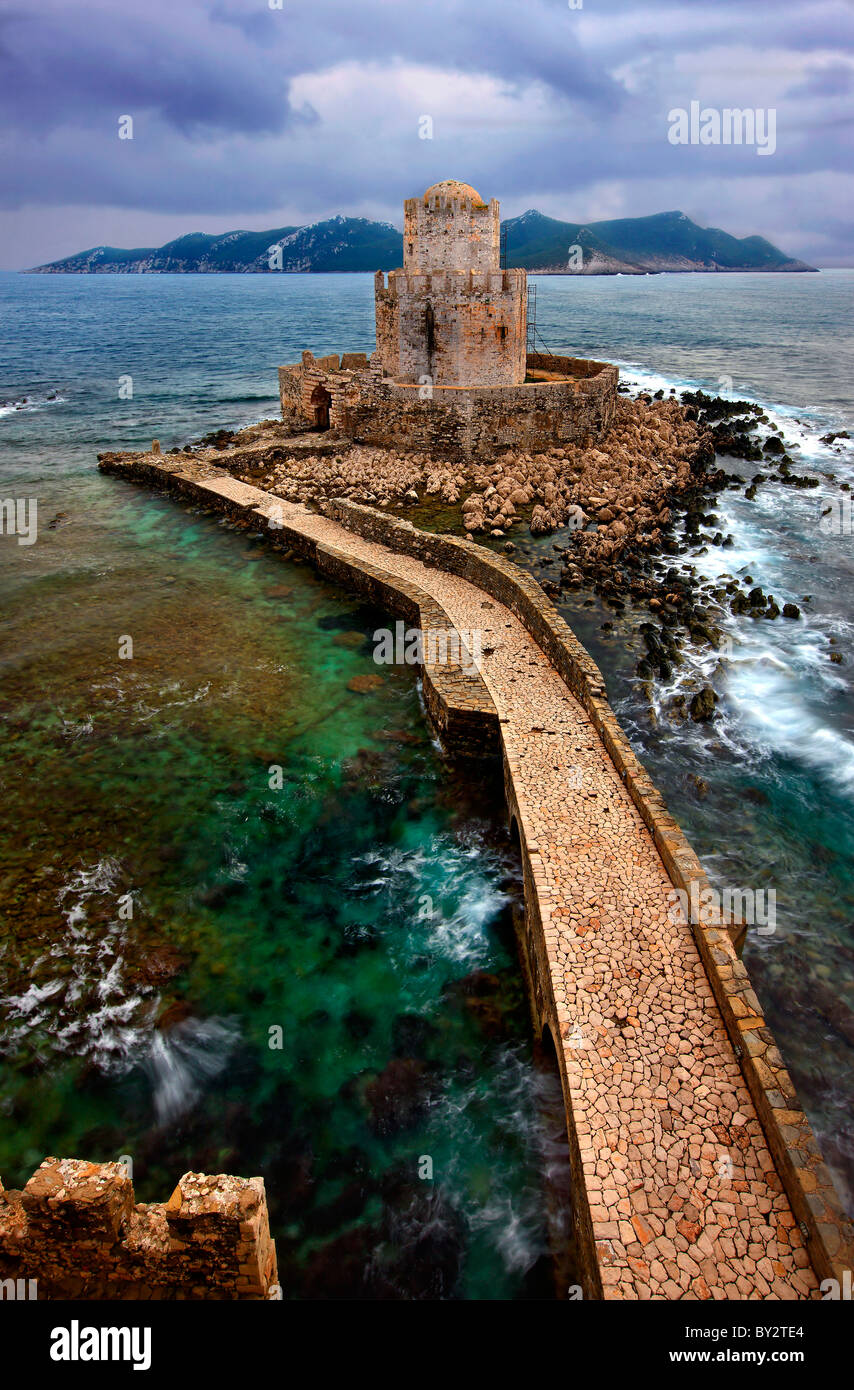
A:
[
  {"left": 385, "top": 268, "right": 523, "bottom": 296},
  {"left": 252, "top": 515, "right": 501, "bottom": 758},
  {"left": 527, "top": 351, "right": 613, "bottom": 381},
  {"left": 278, "top": 351, "right": 618, "bottom": 459},
  {"left": 334, "top": 370, "right": 618, "bottom": 459},
  {"left": 0, "top": 1160, "right": 278, "bottom": 1300},
  {"left": 96, "top": 455, "right": 500, "bottom": 759},
  {"left": 323, "top": 499, "right": 854, "bottom": 1290}
]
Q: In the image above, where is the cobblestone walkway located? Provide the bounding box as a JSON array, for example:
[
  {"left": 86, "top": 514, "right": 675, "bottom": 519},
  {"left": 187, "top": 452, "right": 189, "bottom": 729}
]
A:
[
  {"left": 240, "top": 492, "right": 817, "bottom": 1302},
  {"left": 101, "top": 459, "right": 819, "bottom": 1301}
]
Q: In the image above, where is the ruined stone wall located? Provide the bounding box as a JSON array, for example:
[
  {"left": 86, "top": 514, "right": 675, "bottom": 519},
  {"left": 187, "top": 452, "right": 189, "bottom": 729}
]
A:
[
  {"left": 279, "top": 351, "right": 618, "bottom": 460},
  {"left": 278, "top": 364, "right": 304, "bottom": 421},
  {"left": 0, "top": 1159, "right": 278, "bottom": 1300},
  {"left": 403, "top": 193, "right": 499, "bottom": 273},
  {"left": 374, "top": 271, "right": 399, "bottom": 376},
  {"left": 333, "top": 364, "right": 618, "bottom": 459},
  {"left": 279, "top": 350, "right": 371, "bottom": 431},
  {"left": 527, "top": 351, "right": 609, "bottom": 381}
]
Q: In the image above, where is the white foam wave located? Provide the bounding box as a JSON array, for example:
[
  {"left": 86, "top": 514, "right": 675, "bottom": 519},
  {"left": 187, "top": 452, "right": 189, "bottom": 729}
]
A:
[
  {"left": 616, "top": 361, "right": 854, "bottom": 476},
  {"left": 61, "top": 714, "right": 95, "bottom": 740},
  {"left": 439, "top": 1049, "right": 557, "bottom": 1277},
  {"left": 356, "top": 838, "right": 511, "bottom": 969},
  {"left": 0, "top": 858, "right": 152, "bottom": 1072},
  {"left": 143, "top": 1016, "right": 240, "bottom": 1125},
  {"left": 727, "top": 663, "right": 854, "bottom": 794},
  {"left": 0, "top": 392, "right": 66, "bottom": 419},
  {"left": 2, "top": 854, "right": 238, "bottom": 1124},
  {"left": 614, "top": 361, "right": 854, "bottom": 796}
]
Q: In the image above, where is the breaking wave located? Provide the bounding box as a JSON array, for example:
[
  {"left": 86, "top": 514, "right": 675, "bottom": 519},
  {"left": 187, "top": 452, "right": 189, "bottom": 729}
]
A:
[
  {"left": 0, "top": 856, "right": 238, "bottom": 1126},
  {"left": 0, "top": 391, "right": 65, "bottom": 419},
  {"left": 143, "top": 1016, "right": 241, "bottom": 1126}
]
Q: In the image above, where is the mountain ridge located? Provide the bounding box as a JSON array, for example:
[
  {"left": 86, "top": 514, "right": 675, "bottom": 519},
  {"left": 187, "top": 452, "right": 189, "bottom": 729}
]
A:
[{"left": 27, "top": 209, "right": 815, "bottom": 275}]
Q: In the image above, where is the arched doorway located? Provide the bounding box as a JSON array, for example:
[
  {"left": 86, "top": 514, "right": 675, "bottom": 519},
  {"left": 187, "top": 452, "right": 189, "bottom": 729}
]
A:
[{"left": 310, "top": 383, "right": 332, "bottom": 431}]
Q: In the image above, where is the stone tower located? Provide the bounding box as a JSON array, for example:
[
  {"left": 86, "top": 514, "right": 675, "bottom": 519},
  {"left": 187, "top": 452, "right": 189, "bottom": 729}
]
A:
[{"left": 374, "top": 180, "right": 527, "bottom": 389}]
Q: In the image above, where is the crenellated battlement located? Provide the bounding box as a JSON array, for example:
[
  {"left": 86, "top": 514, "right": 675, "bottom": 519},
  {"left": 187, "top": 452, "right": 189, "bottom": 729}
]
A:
[
  {"left": 283, "top": 181, "right": 617, "bottom": 452},
  {"left": 384, "top": 267, "right": 525, "bottom": 296},
  {"left": 0, "top": 1159, "right": 278, "bottom": 1300},
  {"left": 403, "top": 181, "right": 500, "bottom": 275}
]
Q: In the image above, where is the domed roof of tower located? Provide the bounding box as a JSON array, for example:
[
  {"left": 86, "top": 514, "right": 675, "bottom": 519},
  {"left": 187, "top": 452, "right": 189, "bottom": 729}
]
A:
[{"left": 423, "top": 180, "right": 486, "bottom": 207}]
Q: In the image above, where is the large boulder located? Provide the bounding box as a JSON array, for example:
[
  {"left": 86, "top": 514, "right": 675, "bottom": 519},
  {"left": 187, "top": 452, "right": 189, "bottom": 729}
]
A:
[{"left": 689, "top": 686, "right": 717, "bottom": 722}]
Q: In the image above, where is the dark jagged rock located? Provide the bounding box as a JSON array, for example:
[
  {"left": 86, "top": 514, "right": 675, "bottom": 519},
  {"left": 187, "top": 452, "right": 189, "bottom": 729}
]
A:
[{"left": 689, "top": 686, "right": 717, "bottom": 722}]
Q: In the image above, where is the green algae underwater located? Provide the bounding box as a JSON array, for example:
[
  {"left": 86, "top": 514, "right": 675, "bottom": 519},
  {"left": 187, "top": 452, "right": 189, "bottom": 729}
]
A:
[{"left": 0, "top": 483, "right": 572, "bottom": 1300}]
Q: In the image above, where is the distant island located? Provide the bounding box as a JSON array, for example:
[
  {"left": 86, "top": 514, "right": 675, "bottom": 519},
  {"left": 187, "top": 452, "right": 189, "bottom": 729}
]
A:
[{"left": 26, "top": 208, "right": 815, "bottom": 275}]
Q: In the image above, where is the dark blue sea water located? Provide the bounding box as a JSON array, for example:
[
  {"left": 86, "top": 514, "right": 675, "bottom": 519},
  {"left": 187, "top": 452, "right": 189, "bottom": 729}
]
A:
[
  {"left": 1, "top": 270, "right": 852, "bottom": 1291},
  {"left": 534, "top": 272, "right": 854, "bottom": 1215}
]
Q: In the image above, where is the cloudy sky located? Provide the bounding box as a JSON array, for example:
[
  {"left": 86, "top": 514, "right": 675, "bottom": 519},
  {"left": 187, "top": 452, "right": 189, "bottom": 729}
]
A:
[{"left": 0, "top": 0, "right": 851, "bottom": 268}]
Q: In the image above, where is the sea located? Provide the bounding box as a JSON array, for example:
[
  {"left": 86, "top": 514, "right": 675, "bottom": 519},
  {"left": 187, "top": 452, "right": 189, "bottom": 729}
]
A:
[{"left": 0, "top": 267, "right": 851, "bottom": 1298}]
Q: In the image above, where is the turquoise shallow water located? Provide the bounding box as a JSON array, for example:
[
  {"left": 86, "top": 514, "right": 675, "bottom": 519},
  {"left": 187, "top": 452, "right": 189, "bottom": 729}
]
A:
[
  {"left": 1, "top": 270, "right": 852, "bottom": 1296},
  {"left": 0, "top": 271, "right": 573, "bottom": 1296},
  {"left": 0, "top": 493, "right": 566, "bottom": 1298}
]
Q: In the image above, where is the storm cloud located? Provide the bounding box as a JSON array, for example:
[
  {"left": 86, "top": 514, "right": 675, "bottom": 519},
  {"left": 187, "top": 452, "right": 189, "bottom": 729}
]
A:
[{"left": 0, "top": 0, "right": 851, "bottom": 267}]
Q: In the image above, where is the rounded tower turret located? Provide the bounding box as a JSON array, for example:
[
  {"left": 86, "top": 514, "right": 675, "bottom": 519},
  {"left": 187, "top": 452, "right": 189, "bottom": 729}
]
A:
[{"left": 375, "top": 180, "right": 527, "bottom": 388}]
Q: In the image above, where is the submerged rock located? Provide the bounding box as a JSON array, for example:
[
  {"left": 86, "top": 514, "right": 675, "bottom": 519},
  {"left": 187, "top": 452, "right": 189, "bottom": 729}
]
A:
[
  {"left": 347, "top": 673, "right": 384, "bottom": 693},
  {"left": 364, "top": 1058, "right": 437, "bottom": 1135},
  {"left": 529, "top": 506, "right": 554, "bottom": 535}
]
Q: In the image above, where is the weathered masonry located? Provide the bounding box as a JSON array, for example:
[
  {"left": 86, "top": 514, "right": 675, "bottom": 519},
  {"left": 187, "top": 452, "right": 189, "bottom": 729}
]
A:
[
  {"left": 92, "top": 450, "right": 854, "bottom": 1301},
  {"left": 0, "top": 1160, "right": 278, "bottom": 1300},
  {"left": 278, "top": 180, "right": 618, "bottom": 460},
  {"left": 377, "top": 181, "right": 526, "bottom": 387}
]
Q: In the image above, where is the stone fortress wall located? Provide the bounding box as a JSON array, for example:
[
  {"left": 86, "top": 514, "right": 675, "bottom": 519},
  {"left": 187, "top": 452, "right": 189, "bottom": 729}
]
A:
[
  {"left": 279, "top": 179, "right": 617, "bottom": 455},
  {"left": 0, "top": 1159, "right": 278, "bottom": 1300},
  {"left": 279, "top": 349, "right": 618, "bottom": 461},
  {"left": 376, "top": 268, "right": 527, "bottom": 388}
]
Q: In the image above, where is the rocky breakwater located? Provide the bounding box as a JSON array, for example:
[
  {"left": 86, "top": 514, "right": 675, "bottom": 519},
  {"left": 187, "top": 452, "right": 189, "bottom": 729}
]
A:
[
  {"left": 160, "top": 395, "right": 707, "bottom": 547},
  {"left": 458, "top": 395, "right": 702, "bottom": 551},
  {"left": 574, "top": 388, "right": 842, "bottom": 721}
]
